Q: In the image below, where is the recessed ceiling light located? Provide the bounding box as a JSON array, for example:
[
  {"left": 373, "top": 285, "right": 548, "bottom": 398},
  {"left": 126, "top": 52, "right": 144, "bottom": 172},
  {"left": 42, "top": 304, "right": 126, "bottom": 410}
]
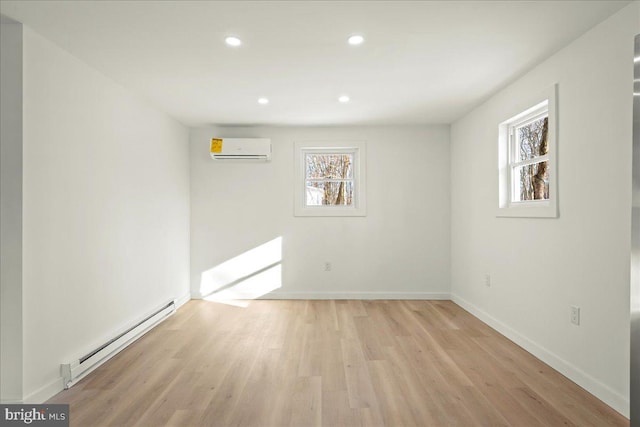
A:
[
  {"left": 348, "top": 35, "right": 364, "bottom": 46},
  {"left": 258, "top": 97, "right": 269, "bottom": 105},
  {"left": 225, "top": 36, "right": 242, "bottom": 47},
  {"left": 338, "top": 95, "right": 350, "bottom": 103}
]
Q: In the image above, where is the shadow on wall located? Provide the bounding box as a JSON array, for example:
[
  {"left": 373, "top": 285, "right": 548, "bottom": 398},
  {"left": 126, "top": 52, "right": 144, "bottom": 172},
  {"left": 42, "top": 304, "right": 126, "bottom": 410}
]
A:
[{"left": 199, "top": 237, "right": 282, "bottom": 307}]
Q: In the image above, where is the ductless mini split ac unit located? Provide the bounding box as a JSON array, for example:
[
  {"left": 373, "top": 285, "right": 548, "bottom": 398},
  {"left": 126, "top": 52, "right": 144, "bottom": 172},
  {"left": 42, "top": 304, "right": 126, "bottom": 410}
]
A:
[{"left": 210, "top": 138, "right": 272, "bottom": 161}]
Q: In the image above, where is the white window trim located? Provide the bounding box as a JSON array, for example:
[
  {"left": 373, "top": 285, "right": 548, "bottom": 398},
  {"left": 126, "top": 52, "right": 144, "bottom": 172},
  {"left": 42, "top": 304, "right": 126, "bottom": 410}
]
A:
[
  {"left": 294, "top": 141, "right": 367, "bottom": 217},
  {"left": 498, "top": 84, "right": 558, "bottom": 218}
]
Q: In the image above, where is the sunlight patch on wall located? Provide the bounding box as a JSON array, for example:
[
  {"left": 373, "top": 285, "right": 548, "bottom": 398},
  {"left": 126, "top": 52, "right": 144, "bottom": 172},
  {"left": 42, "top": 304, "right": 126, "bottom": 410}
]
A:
[{"left": 199, "top": 237, "right": 282, "bottom": 307}]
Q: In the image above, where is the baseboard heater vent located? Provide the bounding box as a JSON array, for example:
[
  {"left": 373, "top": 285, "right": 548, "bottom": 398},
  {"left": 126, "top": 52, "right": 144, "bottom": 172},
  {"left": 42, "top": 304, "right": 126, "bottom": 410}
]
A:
[{"left": 61, "top": 300, "right": 175, "bottom": 389}]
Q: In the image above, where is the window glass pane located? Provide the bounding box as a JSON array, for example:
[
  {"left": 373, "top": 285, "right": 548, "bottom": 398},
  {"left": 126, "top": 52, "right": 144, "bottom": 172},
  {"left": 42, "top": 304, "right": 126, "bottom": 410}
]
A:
[
  {"left": 305, "top": 181, "right": 353, "bottom": 206},
  {"left": 513, "top": 161, "right": 549, "bottom": 202},
  {"left": 516, "top": 116, "right": 548, "bottom": 162},
  {"left": 305, "top": 154, "right": 353, "bottom": 179}
]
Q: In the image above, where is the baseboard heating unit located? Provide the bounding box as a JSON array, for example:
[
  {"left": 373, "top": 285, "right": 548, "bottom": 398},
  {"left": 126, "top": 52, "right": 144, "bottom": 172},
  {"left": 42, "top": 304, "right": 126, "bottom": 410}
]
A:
[{"left": 61, "top": 300, "right": 176, "bottom": 389}]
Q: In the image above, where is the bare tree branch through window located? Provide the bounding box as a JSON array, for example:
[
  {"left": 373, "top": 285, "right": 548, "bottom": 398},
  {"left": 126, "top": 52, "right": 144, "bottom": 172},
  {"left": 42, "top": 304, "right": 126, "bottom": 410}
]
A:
[
  {"left": 514, "top": 116, "right": 549, "bottom": 201},
  {"left": 305, "top": 153, "right": 354, "bottom": 206}
]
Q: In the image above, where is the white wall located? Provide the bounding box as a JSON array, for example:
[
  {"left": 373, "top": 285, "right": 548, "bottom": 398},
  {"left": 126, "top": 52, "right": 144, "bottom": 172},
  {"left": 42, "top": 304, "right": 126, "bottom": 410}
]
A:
[
  {"left": 190, "top": 126, "right": 450, "bottom": 300},
  {"left": 450, "top": 3, "right": 639, "bottom": 417},
  {"left": 21, "top": 28, "right": 191, "bottom": 402},
  {"left": 0, "top": 19, "right": 23, "bottom": 403}
]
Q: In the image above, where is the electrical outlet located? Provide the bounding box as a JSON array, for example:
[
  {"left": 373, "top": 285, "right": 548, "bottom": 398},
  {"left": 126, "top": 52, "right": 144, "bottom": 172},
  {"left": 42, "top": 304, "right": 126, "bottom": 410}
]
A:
[
  {"left": 570, "top": 306, "right": 580, "bottom": 325},
  {"left": 324, "top": 262, "right": 332, "bottom": 272},
  {"left": 484, "top": 274, "right": 491, "bottom": 287}
]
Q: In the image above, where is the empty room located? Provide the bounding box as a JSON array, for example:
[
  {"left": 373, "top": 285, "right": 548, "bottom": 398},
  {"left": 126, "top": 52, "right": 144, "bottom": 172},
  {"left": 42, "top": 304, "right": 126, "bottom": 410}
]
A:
[{"left": 1, "top": 1, "right": 639, "bottom": 426}]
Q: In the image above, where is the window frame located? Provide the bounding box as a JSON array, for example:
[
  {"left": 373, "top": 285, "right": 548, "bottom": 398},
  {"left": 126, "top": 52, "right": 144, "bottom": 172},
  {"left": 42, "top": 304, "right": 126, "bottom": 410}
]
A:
[
  {"left": 294, "top": 141, "right": 367, "bottom": 217},
  {"left": 498, "top": 84, "right": 558, "bottom": 218}
]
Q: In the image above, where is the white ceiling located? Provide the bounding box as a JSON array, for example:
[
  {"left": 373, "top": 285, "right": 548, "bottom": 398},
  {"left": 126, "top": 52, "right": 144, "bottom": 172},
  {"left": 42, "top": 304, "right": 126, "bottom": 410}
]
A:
[{"left": 0, "top": 1, "right": 630, "bottom": 127}]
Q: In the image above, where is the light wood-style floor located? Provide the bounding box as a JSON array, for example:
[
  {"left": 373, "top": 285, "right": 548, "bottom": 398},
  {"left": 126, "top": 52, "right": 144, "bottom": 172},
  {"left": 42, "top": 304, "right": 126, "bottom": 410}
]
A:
[{"left": 47, "top": 300, "right": 628, "bottom": 426}]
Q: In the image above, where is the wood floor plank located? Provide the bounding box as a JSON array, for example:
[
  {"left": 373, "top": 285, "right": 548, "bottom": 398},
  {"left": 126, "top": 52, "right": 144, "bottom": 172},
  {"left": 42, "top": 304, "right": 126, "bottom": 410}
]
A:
[
  {"left": 340, "top": 338, "right": 381, "bottom": 412},
  {"left": 46, "top": 300, "right": 629, "bottom": 427},
  {"left": 367, "top": 359, "right": 419, "bottom": 427},
  {"left": 393, "top": 335, "right": 479, "bottom": 426},
  {"left": 352, "top": 316, "right": 387, "bottom": 361},
  {"left": 380, "top": 345, "right": 443, "bottom": 426},
  {"left": 289, "top": 376, "right": 322, "bottom": 427}
]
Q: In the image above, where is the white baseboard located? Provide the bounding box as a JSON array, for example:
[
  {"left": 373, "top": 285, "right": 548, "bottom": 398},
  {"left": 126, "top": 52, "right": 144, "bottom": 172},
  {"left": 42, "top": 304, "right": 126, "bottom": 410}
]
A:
[
  {"left": 261, "top": 291, "right": 450, "bottom": 300},
  {"left": 22, "top": 376, "right": 63, "bottom": 404},
  {"left": 192, "top": 291, "right": 450, "bottom": 300},
  {"left": 450, "top": 293, "right": 629, "bottom": 418}
]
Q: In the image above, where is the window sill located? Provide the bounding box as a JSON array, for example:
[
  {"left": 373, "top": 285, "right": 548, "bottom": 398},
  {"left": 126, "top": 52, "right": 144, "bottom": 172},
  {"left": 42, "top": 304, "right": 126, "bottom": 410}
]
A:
[
  {"left": 496, "top": 201, "right": 558, "bottom": 218},
  {"left": 294, "top": 206, "right": 366, "bottom": 217}
]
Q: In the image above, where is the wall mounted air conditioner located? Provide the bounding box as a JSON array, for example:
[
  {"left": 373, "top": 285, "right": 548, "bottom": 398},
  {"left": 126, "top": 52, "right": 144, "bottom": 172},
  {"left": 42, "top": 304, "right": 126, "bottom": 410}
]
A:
[{"left": 210, "top": 138, "right": 271, "bottom": 161}]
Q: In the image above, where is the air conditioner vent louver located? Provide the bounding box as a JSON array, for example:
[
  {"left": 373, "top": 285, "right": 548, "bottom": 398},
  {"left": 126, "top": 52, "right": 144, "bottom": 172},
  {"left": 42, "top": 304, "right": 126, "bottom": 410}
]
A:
[{"left": 210, "top": 138, "right": 271, "bottom": 161}]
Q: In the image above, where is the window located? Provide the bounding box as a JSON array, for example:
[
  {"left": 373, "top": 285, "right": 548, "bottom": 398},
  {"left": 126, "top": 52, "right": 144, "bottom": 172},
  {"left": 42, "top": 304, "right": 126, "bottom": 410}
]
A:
[
  {"left": 498, "top": 85, "right": 558, "bottom": 217},
  {"left": 305, "top": 152, "right": 354, "bottom": 206},
  {"left": 510, "top": 107, "right": 549, "bottom": 202},
  {"left": 294, "top": 142, "right": 366, "bottom": 216}
]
